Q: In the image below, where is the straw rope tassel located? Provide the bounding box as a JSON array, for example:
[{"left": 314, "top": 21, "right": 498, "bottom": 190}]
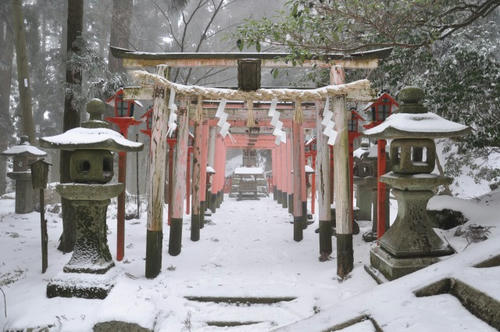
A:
[
  {"left": 246, "top": 100, "right": 255, "bottom": 127},
  {"left": 294, "top": 99, "right": 304, "bottom": 124}
]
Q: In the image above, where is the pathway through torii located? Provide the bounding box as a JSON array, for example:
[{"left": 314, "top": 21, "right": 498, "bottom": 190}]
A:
[{"left": 112, "top": 47, "right": 391, "bottom": 279}]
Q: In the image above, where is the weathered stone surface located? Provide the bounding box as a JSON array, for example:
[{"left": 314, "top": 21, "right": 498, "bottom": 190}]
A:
[
  {"left": 379, "top": 189, "right": 454, "bottom": 258},
  {"left": 415, "top": 278, "right": 500, "bottom": 330},
  {"left": 47, "top": 270, "right": 116, "bottom": 299},
  {"left": 428, "top": 208, "right": 468, "bottom": 230},
  {"left": 70, "top": 150, "right": 114, "bottom": 184},
  {"left": 381, "top": 172, "right": 452, "bottom": 191},
  {"left": 93, "top": 321, "right": 152, "bottom": 332},
  {"left": 370, "top": 246, "right": 440, "bottom": 280},
  {"left": 56, "top": 183, "right": 123, "bottom": 201},
  {"left": 390, "top": 138, "right": 436, "bottom": 174}
]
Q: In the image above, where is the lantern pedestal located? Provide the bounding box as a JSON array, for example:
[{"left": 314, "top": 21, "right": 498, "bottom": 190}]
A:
[
  {"left": 370, "top": 173, "right": 455, "bottom": 281},
  {"left": 47, "top": 183, "right": 123, "bottom": 299},
  {"left": 7, "top": 171, "right": 34, "bottom": 214}
]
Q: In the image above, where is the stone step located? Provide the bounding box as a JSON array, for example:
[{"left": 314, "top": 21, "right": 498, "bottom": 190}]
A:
[{"left": 184, "top": 295, "right": 296, "bottom": 305}]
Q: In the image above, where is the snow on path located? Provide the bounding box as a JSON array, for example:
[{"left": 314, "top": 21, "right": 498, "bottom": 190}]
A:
[{"left": 0, "top": 195, "right": 377, "bottom": 331}]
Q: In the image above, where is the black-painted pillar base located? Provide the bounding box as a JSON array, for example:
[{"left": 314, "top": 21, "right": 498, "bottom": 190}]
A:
[
  {"left": 282, "top": 192, "right": 288, "bottom": 209},
  {"left": 336, "top": 234, "right": 353, "bottom": 278},
  {"left": 217, "top": 191, "right": 222, "bottom": 208},
  {"left": 200, "top": 201, "right": 206, "bottom": 229},
  {"left": 191, "top": 214, "right": 200, "bottom": 241},
  {"left": 288, "top": 194, "right": 293, "bottom": 214},
  {"left": 319, "top": 220, "right": 332, "bottom": 257},
  {"left": 302, "top": 201, "right": 307, "bottom": 228},
  {"left": 145, "top": 230, "right": 163, "bottom": 279},
  {"left": 168, "top": 218, "right": 183, "bottom": 256},
  {"left": 277, "top": 190, "right": 282, "bottom": 204},
  {"left": 293, "top": 216, "right": 303, "bottom": 241},
  {"left": 273, "top": 186, "right": 277, "bottom": 201},
  {"left": 209, "top": 193, "right": 217, "bottom": 213}
]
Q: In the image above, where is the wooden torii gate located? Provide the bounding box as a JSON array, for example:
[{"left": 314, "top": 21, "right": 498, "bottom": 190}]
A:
[{"left": 111, "top": 47, "right": 391, "bottom": 279}]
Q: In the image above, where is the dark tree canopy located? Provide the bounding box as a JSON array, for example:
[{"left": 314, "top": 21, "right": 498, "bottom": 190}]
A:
[{"left": 236, "top": 0, "right": 500, "bottom": 55}]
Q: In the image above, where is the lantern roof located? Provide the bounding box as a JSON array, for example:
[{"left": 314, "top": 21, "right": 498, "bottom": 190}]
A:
[
  {"left": 40, "top": 99, "right": 143, "bottom": 152},
  {"left": 2, "top": 136, "right": 47, "bottom": 157},
  {"left": 206, "top": 166, "right": 216, "bottom": 174},
  {"left": 234, "top": 166, "right": 263, "bottom": 175},
  {"left": 305, "top": 137, "right": 316, "bottom": 146},
  {"left": 40, "top": 127, "right": 143, "bottom": 152},
  {"left": 363, "top": 87, "right": 470, "bottom": 139}
]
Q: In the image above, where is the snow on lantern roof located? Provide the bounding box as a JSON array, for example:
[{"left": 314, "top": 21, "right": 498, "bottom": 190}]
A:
[
  {"left": 234, "top": 167, "right": 264, "bottom": 175},
  {"left": 305, "top": 165, "right": 314, "bottom": 173},
  {"left": 353, "top": 145, "right": 377, "bottom": 159},
  {"left": 2, "top": 143, "right": 47, "bottom": 157},
  {"left": 363, "top": 112, "right": 470, "bottom": 139},
  {"left": 40, "top": 127, "right": 143, "bottom": 152},
  {"left": 206, "top": 166, "right": 216, "bottom": 174}
]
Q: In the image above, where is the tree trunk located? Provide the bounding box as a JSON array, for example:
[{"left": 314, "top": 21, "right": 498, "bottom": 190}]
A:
[
  {"left": 59, "top": 0, "right": 83, "bottom": 253},
  {"left": 11, "top": 0, "right": 35, "bottom": 143},
  {"left": 0, "top": 2, "right": 14, "bottom": 195},
  {"left": 108, "top": 0, "right": 132, "bottom": 73}
]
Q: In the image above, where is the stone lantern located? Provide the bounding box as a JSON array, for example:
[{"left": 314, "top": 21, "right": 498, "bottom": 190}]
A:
[
  {"left": 364, "top": 87, "right": 469, "bottom": 280},
  {"left": 40, "top": 99, "right": 143, "bottom": 299},
  {"left": 2, "top": 136, "right": 46, "bottom": 213},
  {"left": 353, "top": 140, "right": 390, "bottom": 242}
]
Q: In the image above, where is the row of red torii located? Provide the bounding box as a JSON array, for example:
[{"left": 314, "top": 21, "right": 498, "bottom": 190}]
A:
[{"left": 112, "top": 46, "right": 393, "bottom": 279}]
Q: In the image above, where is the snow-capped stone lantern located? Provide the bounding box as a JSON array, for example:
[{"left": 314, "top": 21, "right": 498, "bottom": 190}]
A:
[
  {"left": 353, "top": 139, "right": 390, "bottom": 242},
  {"left": 2, "top": 136, "right": 46, "bottom": 213},
  {"left": 40, "top": 99, "right": 143, "bottom": 299},
  {"left": 364, "top": 87, "right": 469, "bottom": 280}
]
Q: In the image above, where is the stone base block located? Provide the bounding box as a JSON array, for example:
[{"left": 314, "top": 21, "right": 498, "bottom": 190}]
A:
[
  {"left": 47, "top": 269, "right": 117, "bottom": 299},
  {"left": 94, "top": 321, "right": 152, "bottom": 332},
  {"left": 370, "top": 246, "right": 440, "bottom": 281}
]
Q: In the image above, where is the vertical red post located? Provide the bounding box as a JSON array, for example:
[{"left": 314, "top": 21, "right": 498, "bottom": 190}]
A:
[
  {"left": 311, "top": 154, "right": 316, "bottom": 214},
  {"left": 117, "top": 150, "right": 126, "bottom": 261},
  {"left": 299, "top": 126, "right": 307, "bottom": 219},
  {"left": 349, "top": 137, "right": 354, "bottom": 224},
  {"left": 377, "top": 139, "right": 387, "bottom": 239},
  {"left": 167, "top": 139, "right": 175, "bottom": 226},
  {"left": 185, "top": 149, "right": 191, "bottom": 215}
]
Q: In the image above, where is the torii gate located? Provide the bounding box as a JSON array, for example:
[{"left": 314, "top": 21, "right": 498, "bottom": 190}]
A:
[{"left": 111, "top": 46, "right": 391, "bottom": 279}]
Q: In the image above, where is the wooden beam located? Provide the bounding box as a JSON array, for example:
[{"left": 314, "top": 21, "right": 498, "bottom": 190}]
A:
[
  {"left": 145, "top": 65, "right": 169, "bottom": 279},
  {"left": 111, "top": 46, "right": 392, "bottom": 69}
]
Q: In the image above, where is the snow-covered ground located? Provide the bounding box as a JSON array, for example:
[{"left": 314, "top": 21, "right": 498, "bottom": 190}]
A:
[{"left": 0, "top": 182, "right": 499, "bottom": 331}]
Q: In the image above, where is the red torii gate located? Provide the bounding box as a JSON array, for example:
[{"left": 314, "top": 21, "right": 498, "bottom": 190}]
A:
[{"left": 112, "top": 46, "right": 390, "bottom": 280}]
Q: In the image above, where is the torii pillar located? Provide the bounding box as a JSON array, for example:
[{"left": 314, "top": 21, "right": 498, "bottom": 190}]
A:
[
  {"left": 292, "top": 121, "right": 304, "bottom": 241},
  {"left": 287, "top": 129, "right": 293, "bottom": 214},
  {"left": 168, "top": 100, "right": 189, "bottom": 256},
  {"left": 191, "top": 108, "right": 203, "bottom": 241},
  {"left": 199, "top": 120, "right": 209, "bottom": 227}
]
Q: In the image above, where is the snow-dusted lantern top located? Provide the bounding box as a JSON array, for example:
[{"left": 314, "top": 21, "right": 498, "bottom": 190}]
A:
[
  {"left": 40, "top": 99, "right": 143, "bottom": 184},
  {"left": 364, "top": 87, "right": 469, "bottom": 175},
  {"left": 2, "top": 136, "right": 47, "bottom": 172}
]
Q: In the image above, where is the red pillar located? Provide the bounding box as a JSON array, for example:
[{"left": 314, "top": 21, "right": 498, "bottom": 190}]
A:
[
  {"left": 117, "top": 151, "right": 126, "bottom": 261},
  {"left": 311, "top": 153, "right": 316, "bottom": 214},
  {"left": 299, "top": 126, "right": 307, "bottom": 217},
  {"left": 377, "top": 139, "right": 387, "bottom": 239},
  {"left": 287, "top": 131, "right": 293, "bottom": 209},
  {"left": 329, "top": 145, "right": 334, "bottom": 205},
  {"left": 185, "top": 148, "right": 191, "bottom": 215},
  {"left": 199, "top": 121, "right": 209, "bottom": 221},
  {"left": 349, "top": 136, "right": 354, "bottom": 224},
  {"left": 167, "top": 139, "right": 175, "bottom": 226}
]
